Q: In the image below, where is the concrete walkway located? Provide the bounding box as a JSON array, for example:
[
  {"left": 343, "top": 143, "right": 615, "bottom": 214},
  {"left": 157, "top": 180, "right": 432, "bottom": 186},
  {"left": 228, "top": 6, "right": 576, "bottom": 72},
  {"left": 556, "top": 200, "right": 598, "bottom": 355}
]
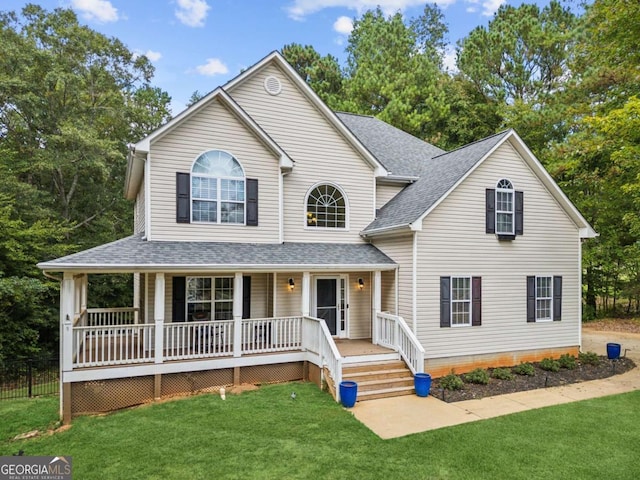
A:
[{"left": 350, "top": 329, "right": 640, "bottom": 439}]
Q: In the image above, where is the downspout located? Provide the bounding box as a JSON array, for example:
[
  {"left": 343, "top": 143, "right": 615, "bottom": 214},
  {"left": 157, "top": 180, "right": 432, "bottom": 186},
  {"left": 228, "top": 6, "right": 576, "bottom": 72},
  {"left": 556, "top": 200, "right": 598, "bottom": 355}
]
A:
[
  {"left": 144, "top": 153, "right": 152, "bottom": 240},
  {"left": 412, "top": 231, "right": 418, "bottom": 334},
  {"left": 279, "top": 172, "right": 284, "bottom": 243},
  {"left": 578, "top": 236, "right": 583, "bottom": 351}
]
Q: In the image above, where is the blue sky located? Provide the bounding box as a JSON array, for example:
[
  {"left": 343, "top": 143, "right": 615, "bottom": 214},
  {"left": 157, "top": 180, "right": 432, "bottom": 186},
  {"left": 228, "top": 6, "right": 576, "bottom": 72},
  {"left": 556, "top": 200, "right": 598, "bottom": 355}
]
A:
[{"left": 4, "top": 0, "right": 553, "bottom": 114}]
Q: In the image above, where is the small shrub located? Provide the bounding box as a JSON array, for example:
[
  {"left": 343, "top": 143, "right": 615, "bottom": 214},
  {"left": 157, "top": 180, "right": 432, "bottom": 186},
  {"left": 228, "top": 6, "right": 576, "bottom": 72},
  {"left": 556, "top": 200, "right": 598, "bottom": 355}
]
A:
[
  {"left": 439, "top": 372, "right": 464, "bottom": 390},
  {"left": 491, "top": 367, "right": 514, "bottom": 381},
  {"left": 513, "top": 362, "right": 535, "bottom": 376},
  {"left": 558, "top": 354, "right": 577, "bottom": 370},
  {"left": 579, "top": 351, "right": 600, "bottom": 366},
  {"left": 464, "top": 368, "right": 490, "bottom": 385},
  {"left": 539, "top": 357, "right": 561, "bottom": 372}
]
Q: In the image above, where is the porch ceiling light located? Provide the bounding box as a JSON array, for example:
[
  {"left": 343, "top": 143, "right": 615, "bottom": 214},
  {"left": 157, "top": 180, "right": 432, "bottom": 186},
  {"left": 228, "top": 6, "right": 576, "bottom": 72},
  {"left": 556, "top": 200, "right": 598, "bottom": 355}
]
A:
[
  {"left": 288, "top": 278, "right": 295, "bottom": 291},
  {"left": 358, "top": 278, "right": 364, "bottom": 290}
]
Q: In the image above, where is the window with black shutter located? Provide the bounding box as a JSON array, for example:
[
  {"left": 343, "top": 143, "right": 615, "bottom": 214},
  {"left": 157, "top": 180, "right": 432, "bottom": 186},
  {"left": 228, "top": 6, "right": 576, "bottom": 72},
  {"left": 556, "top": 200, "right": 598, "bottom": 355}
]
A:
[{"left": 440, "top": 276, "right": 482, "bottom": 327}]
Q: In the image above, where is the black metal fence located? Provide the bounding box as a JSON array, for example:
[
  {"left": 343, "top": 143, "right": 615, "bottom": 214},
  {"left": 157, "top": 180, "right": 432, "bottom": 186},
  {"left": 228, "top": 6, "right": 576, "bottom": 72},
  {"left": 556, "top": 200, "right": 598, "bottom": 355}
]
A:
[{"left": 0, "top": 355, "right": 59, "bottom": 400}]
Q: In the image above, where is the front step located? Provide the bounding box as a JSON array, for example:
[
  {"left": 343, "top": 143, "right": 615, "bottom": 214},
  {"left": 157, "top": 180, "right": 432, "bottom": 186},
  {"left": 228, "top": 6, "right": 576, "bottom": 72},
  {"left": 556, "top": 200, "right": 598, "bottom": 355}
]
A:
[{"left": 342, "top": 360, "right": 415, "bottom": 402}]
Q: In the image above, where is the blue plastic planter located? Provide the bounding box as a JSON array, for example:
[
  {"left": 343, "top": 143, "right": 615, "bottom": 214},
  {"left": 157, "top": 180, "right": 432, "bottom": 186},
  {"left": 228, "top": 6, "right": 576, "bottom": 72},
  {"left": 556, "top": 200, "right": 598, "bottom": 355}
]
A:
[
  {"left": 607, "top": 343, "right": 621, "bottom": 360},
  {"left": 339, "top": 381, "right": 358, "bottom": 408},
  {"left": 414, "top": 373, "right": 432, "bottom": 397}
]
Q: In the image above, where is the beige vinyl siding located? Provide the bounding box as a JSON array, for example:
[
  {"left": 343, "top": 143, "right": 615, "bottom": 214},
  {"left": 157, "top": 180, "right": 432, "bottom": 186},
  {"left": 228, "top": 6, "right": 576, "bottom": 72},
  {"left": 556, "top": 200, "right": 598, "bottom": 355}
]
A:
[
  {"left": 372, "top": 234, "right": 414, "bottom": 322},
  {"left": 376, "top": 184, "right": 404, "bottom": 209},
  {"left": 416, "top": 142, "right": 580, "bottom": 359},
  {"left": 149, "top": 99, "right": 280, "bottom": 242},
  {"left": 248, "top": 273, "right": 270, "bottom": 319},
  {"left": 380, "top": 270, "right": 396, "bottom": 314},
  {"left": 348, "top": 272, "right": 371, "bottom": 338},
  {"left": 134, "top": 181, "right": 145, "bottom": 235},
  {"left": 275, "top": 273, "right": 302, "bottom": 317},
  {"left": 229, "top": 63, "right": 375, "bottom": 243}
]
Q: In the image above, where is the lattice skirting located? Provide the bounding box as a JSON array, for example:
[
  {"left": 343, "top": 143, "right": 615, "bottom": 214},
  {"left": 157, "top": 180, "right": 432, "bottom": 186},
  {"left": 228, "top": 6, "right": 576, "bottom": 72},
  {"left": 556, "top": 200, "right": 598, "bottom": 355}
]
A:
[{"left": 68, "top": 362, "right": 308, "bottom": 418}]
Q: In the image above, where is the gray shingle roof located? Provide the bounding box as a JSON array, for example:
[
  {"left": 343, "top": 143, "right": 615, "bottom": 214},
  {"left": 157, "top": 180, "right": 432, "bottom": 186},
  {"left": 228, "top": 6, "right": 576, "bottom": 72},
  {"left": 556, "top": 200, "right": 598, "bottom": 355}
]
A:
[
  {"left": 38, "top": 234, "right": 396, "bottom": 271},
  {"left": 363, "top": 130, "right": 511, "bottom": 233},
  {"left": 336, "top": 112, "right": 445, "bottom": 177}
]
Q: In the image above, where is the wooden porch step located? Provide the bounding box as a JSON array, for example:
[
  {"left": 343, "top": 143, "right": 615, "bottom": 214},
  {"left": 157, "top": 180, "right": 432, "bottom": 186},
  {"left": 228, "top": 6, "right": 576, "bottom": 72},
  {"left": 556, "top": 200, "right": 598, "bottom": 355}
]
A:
[
  {"left": 353, "top": 377, "right": 414, "bottom": 392},
  {"left": 342, "top": 368, "right": 411, "bottom": 381},
  {"left": 342, "top": 360, "right": 407, "bottom": 374},
  {"left": 356, "top": 385, "right": 415, "bottom": 401}
]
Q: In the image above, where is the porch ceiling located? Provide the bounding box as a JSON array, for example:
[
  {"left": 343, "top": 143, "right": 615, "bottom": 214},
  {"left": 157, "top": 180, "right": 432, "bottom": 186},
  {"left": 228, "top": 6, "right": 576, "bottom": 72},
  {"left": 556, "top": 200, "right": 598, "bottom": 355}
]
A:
[{"left": 38, "top": 234, "right": 397, "bottom": 273}]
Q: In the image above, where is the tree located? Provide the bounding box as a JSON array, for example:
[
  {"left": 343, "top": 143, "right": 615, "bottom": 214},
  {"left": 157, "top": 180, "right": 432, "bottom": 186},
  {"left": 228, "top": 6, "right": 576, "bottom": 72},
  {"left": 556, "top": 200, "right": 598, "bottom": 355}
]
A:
[
  {"left": 281, "top": 43, "right": 344, "bottom": 109},
  {"left": 0, "top": 5, "right": 172, "bottom": 360},
  {"left": 343, "top": 7, "right": 449, "bottom": 143}
]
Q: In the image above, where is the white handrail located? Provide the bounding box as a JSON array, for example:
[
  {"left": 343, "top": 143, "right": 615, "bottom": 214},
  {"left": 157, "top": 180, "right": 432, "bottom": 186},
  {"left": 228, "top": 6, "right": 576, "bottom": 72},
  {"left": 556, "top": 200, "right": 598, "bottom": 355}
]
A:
[
  {"left": 86, "top": 307, "right": 138, "bottom": 327},
  {"left": 374, "top": 312, "right": 425, "bottom": 375},
  {"left": 164, "top": 320, "right": 234, "bottom": 360},
  {"left": 241, "top": 317, "right": 302, "bottom": 354},
  {"left": 302, "top": 316, "right": 343, "bottom": 402}
]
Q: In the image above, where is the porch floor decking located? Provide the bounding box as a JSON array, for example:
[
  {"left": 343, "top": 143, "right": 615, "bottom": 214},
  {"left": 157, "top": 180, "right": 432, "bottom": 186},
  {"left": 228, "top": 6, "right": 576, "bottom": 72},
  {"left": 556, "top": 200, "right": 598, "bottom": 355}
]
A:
[{"left": 334, "top": 339, "right": 394, "bottom": 357}]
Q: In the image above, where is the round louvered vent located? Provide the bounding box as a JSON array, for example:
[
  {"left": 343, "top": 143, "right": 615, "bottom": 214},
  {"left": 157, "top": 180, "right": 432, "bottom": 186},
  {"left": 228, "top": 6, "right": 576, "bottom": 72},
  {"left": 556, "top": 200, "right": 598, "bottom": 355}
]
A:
[{"left": 264, "top": 76, "right": 282, "bottom": 95}]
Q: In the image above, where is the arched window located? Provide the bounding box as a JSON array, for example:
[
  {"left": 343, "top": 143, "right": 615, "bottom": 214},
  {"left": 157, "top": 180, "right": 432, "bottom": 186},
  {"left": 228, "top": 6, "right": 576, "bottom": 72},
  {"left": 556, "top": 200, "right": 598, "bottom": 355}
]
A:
[
  {"left": 495, "top": 179, "right": 514, "bottom": 234},
  {"left": 191, "top": 150, "right": 245, "bottom": 224},
  {"left": 305, "top": 184, "right": 347, "bottom": 229}
]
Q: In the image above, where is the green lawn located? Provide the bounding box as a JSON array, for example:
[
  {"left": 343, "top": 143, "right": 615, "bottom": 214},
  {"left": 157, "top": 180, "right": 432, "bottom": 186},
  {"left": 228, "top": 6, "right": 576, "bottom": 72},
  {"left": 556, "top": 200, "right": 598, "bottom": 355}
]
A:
[{"left": 1, "top": 383, "right": 639, "bottom": 479}]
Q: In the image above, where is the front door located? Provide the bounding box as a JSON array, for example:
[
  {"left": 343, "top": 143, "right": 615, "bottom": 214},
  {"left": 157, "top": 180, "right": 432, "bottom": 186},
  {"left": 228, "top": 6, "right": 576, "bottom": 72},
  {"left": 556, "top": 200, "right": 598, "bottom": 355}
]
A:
[{"left": 315, "top": 277, "right": 347, "bottom": 337}]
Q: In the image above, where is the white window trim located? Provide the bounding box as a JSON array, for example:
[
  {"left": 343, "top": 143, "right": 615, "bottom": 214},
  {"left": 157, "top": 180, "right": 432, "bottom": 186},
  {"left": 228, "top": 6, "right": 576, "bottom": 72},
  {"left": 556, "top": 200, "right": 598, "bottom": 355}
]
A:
[
  {"left": 495, "top": 179, "right": 515, "bottom": 235},
  {"left": 535, "top": 275, "right": 553, "bottom": 322},
  {"left": 450, "top": 276, "right": 472, "bottom": 327},
  {"left": 303, "top": 182, "right": 350, "bottom": 231},
  {"left": 185, "top": 276, "right": 234, "bottom": 321},
  {"left": 190, "top": 149, "right": 246, "bottom": 226}
]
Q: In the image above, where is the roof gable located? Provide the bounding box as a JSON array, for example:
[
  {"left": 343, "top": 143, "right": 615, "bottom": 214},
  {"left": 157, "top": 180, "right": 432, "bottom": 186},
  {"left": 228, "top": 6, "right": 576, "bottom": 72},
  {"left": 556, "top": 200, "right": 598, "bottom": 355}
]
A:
[
  {"left": 362, "top": 130, "right": 596, "bottom": 239},
  {"left": 124, "top": 88, "right": 293, "bottom": 199}
]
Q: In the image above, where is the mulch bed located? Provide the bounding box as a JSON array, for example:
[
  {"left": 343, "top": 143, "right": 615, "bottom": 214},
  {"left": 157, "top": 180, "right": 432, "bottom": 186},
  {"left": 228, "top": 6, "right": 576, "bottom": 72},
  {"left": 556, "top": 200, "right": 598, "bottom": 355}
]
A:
[{"left": 433, "top": 356, "right": 636, "bottom": 403}]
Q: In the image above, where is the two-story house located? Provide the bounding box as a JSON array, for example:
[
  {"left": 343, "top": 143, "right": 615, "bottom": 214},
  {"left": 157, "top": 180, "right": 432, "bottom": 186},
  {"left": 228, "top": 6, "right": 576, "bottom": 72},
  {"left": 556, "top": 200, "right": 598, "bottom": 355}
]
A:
[{"left": 38, "top": 51, "right": 596, "bottom": 422}]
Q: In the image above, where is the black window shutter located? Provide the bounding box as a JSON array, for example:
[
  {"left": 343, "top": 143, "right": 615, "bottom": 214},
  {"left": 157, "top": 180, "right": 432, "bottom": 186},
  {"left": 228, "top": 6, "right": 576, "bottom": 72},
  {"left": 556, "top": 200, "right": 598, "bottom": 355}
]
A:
[
  {"left": 246, "top": 178, "right": 258, "bottom": 226},
  {"left": 440, "top": 276, "right": 451, "bottom": 328},
  {"left": 172, "top": 276, "right": 186, "bottom": 322},
  {"left": 472, "top": 277, "right": 482, "bottom": 326},
  {"left": 176, "top": 172, "right": 191, "bottom": 223},
  {"left": 515, "top": 191, "right": 524, "bottom": 236},
  {"left": 486, "top": 189, "right": 495, "bottom": 234},
  {"left": 242, "top": 275, "right": 251, "bottom": 319},
  {"left": 553, "top": 276, "right": 562, "bottom": 321},
  {"left": 526, "top": 276, "right": 536, "bottom": 323}
]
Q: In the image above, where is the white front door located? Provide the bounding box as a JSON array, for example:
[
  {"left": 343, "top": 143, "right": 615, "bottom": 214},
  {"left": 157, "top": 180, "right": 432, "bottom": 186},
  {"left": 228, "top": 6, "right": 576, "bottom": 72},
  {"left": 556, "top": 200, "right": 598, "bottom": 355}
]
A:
[{"left": 313, "top": 275, "right": 348, "bottom": 337}]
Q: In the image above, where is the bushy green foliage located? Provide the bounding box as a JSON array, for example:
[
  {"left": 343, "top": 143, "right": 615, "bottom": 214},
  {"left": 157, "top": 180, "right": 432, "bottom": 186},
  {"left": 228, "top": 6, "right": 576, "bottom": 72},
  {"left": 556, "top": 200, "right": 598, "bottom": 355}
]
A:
[
  {"left": 558, "top": 354, "right": 577, "bottom": 370},
  {"left": 439, "top": 372, "right": 464, "bottom": 390},
  {"left": 464, "top": 368, "right": 490, "bottom": 385},
  {"left": 513, "top": 362, "right": 536, "bottom": 376},
  {"left": 491, "top": 368, "right": 515, "bottom": 381},
  {"left": 539, "top": 357, "right": 561, "bottom": 372},
  {"left": 579, "top": 351, "right": 601, "bottom": 366}
]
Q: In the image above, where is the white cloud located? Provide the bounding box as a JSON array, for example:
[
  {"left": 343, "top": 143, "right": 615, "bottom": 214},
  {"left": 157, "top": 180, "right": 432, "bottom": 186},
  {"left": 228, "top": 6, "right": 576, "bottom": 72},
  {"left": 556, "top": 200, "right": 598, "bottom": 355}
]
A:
[
  {"left": 442, "top": 45, "right": 458, "bottom": 73},
  {"left": 175, "top": 0, "right": 211, "bottom": 27},
  {"left": 333, "top": 16, "right": 354, "bottom": 35},
  {"left": 194, "top": 58, "right": 228, "bottom": 76},
  {"left": 286, "top": 0, "right": 456, "bottom": 21},
  {"left": 71, "top": 0, "right": 119, "bottom": 23},
  {"left": 480, "top": 0, "right": 505, "bottom": 17},
  {"left": 145, "top": 50, "right": 162, "bottom": 62}
]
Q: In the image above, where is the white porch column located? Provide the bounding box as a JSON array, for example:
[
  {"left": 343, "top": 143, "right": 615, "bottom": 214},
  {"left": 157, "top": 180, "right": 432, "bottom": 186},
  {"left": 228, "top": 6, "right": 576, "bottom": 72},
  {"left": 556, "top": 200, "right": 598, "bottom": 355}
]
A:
[
  {"left": 61, "top": 272, "right": 75, "bottom": 373},
  {"left": 80, "top": 275, "right": 88, "bottom": 315},
  {"left": 302, "top": 272, "right": 311, "bottom": 317},
  {"left": 233, "top": 273, "right": 243, "bottom": 357},
  {"left": 73, "top": 276, "right": 81, "bottom": 318},
  {"left": 154, "top": 273, "right": 165, "bottom": 364},
  {"left": 372, "top": 271, "right": 382, "bottom": 344},
  {"left": 133, "top": 272, "right": 140, "bottom": 324}
]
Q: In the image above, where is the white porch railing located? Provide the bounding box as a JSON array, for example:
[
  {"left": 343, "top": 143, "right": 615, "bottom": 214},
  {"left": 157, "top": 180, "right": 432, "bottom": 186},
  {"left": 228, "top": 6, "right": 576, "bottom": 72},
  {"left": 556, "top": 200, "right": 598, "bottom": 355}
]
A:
[
  {"left": 73, "top": 324, "right": 155, "bottom": 368},
  {"left": 242, "top": 317, "right": 302, "bottom": 354},
  {"left": 164, "top": 320, "right": 234, "bottom": 360},
  {"left": 86, "top": 307, "right": 138, "bottom": 326},
  {"left": 302, "top": 316, "right": 343, "bottom": 401},
  {"left": 374, "top": 312, "right": 425, "bottom": 375}
]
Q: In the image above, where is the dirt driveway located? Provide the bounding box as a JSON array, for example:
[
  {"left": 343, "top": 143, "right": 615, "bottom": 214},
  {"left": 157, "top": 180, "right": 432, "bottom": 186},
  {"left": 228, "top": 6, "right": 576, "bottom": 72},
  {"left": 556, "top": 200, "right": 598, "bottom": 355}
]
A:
[{"left": 582, "top": 327, "right": 640, "bottom": 362}]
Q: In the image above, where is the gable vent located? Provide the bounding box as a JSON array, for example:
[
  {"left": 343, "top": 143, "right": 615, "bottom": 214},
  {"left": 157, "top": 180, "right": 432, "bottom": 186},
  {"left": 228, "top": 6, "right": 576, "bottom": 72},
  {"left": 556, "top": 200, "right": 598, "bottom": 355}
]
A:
[{"left": 264, "top": 76, "right": 282, "bottom": 96}]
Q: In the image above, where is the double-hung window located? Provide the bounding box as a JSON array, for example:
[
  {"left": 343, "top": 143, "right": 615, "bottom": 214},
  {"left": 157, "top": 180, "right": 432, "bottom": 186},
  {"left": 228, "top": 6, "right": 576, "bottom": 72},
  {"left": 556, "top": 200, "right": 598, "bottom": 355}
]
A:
[
  {"left": 186, "top": 277, "right": 234, "bottom": 321},
  {"left": 451, "top": 277, "right": 471, "bottom": 326},
  {"left": 496, "top": 179, "right": 514, "bottom": 235},
  {"left": 527, "top": 276, "right": 562, "bottom": 322},
  {"left": 191, "top": 150, "right": 245, "bottom": 224},
  {"left": 440, "top": 276, "right": 482, "bottom": 327},
  {"left": 535, "top": 276, "right": 552, "bottom": 321}
]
